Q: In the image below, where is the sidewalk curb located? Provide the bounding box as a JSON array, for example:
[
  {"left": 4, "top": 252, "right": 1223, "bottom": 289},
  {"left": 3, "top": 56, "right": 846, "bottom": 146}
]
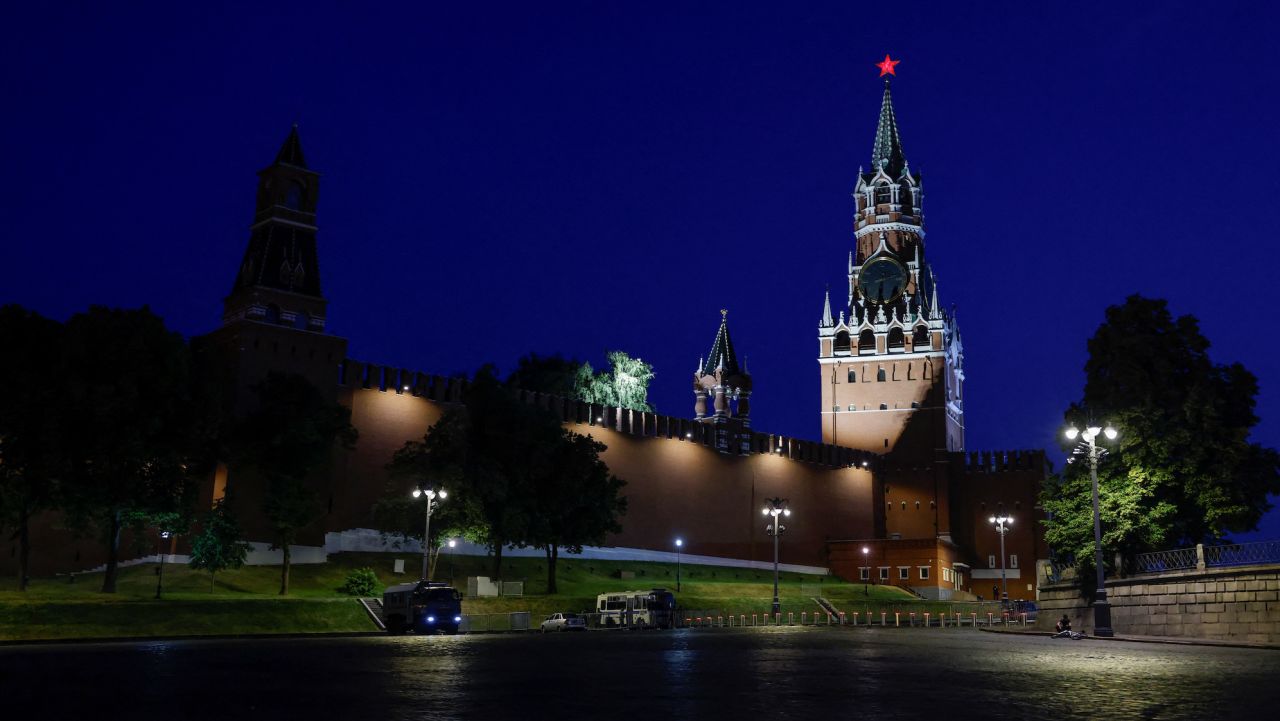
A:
[{"left": 978, "top": 626, "right": 1280, "bottom": 651}]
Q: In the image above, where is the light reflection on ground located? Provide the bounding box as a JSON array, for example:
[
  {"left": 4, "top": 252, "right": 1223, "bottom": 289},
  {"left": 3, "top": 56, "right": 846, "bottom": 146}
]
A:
[{"left": 2, "top": 627, "right": 1276, "bottom": 720}]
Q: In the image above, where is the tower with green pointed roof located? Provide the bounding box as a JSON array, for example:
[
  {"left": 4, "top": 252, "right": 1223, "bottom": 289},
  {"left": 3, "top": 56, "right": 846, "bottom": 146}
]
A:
[
  {"left": 817, "top": 79, "right": 964, "bottom": 456},
  {"left": 693, "top": 309, "right": 753, "bottom": 453}
]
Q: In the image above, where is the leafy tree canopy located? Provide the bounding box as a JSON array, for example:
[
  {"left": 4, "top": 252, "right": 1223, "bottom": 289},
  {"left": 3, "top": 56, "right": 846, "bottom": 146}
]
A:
[
  {"left": 509, "top": 350, "right": 655, "bottom": 412},
  {"left": 188, "top": 497, "right": 253, "bottom": 592},
  {"left": 57, "top": 306, "right": 212, "bottom": 593},
  {"left": 1042, "top": 296, "right": 1280, "bottom": 575}
]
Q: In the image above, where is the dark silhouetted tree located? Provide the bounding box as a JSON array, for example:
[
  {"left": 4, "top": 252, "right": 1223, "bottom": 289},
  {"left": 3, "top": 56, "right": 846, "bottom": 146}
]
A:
[
  {"left": 58, "top": 306, "right": 209, "bottom": 593},
  {"left": 389, "top": 368, "right": 558, "bottom": 580},
  {"left": 231, "top": 373, "right": 357, "bottom": 595},
  {"left": 526, "top": 431, "right": 627, "bottom": 594},
  {"left": 0, "top": 305, "right": 64, "bottom": 591}
]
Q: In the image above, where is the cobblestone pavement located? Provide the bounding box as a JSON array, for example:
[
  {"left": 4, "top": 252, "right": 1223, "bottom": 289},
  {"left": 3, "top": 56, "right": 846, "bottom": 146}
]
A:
[{"left": 3, "top": 627, "right": 1277, "bottom": 720}]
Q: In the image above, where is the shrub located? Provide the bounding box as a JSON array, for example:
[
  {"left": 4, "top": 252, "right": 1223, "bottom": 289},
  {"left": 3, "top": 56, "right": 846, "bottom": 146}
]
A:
[{"left": 341, "top": 567, "right": 381, "bottom": 597}]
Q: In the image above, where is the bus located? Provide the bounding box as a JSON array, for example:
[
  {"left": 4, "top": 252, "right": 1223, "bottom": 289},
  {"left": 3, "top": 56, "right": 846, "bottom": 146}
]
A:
[{"left": 596, "top": 588, "right": 677, "bottom": 629}]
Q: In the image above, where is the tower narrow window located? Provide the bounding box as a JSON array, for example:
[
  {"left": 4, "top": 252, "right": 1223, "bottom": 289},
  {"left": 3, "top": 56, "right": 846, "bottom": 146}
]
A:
[
  {"left": 876, "top": 367, "right": 886, "bottom": 382},
  {"left": 847, "top": 368, "right": 856, "bottom": 383}
]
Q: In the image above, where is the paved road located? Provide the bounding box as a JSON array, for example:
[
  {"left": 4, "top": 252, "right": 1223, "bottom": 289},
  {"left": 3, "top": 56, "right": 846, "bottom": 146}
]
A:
[{"left": 3, "top": 628, "right": 1276, "bottom": 720}]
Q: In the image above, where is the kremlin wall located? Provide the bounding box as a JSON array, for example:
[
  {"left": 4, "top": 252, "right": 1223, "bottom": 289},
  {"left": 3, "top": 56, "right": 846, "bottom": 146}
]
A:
[{"left": 3, "top": 82, "right": 1051, "bottom": 602}]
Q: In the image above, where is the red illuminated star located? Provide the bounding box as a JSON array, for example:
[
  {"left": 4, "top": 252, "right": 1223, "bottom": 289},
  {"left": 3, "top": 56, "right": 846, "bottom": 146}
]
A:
[{"left": 876, "top": 54, "right": 900, "bottom": 77}]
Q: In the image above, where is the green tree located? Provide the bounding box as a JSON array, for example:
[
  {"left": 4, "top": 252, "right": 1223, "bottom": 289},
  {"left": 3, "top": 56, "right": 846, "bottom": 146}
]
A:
[
  {"left": 58, "top": 306, "right": 210, "bottom": 593},
  {"left": 370, "top": 486, "right": 486, "bottom": 580},
  {"left": 389, "top": 368, "right": 560, "bottom": 580},
  {"left": 574, "top": 351, "right": 654, "bottom": 411},
  {"left": 188, "top": 497, "right": 252, "bottom": 592},
  {"left": 1042, "top": 296, "right": 1280, "bottom": 583},
  {"left": 525, "top": 431, "right": 627, "bottom": 593},
  {"left": 231, "top": 373, "right": 357, "bottom": 595},
  {"left": 0, "top": 305, "right": 64, "bottom": 591}
]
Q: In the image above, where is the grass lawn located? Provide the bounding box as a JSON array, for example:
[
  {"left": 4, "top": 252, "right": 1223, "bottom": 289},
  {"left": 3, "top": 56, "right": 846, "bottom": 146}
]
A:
[
  {"left": 0, "top": 598, "right": 372, "bottom": 642},
  {"left": 1, "top": 551, "right": 1000, "bottom": 640}
]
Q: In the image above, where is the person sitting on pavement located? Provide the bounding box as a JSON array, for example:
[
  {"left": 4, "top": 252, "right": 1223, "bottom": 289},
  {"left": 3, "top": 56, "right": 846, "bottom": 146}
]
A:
[{"left": 1054, "top": 615, "right": 1072, "bottom": 634}]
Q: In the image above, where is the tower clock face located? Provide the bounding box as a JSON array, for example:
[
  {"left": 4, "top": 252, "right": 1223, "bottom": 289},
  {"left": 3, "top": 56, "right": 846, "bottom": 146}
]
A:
[{"left": 858, "top": 257, "right": 907, "bottom": 304}]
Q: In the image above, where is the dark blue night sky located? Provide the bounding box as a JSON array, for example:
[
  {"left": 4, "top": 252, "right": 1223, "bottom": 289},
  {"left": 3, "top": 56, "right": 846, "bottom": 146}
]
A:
[{"left": 3, "top": 2, "right": 1278, "bottom": 537}]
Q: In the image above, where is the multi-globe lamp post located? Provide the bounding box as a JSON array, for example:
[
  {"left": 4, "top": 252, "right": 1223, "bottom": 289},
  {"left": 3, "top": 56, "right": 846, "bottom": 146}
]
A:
[
  {"left": 762, "top": 498, "right": 790, "bottom": 615},
  {"left": 411, "top": 486, "right": 447, "bottom": 581},
  {"left": 674, "top": 538, "right": 683, "bottom": 592},
  {"left": 988, "top": 514, "right": 1012, "bottom": 604},
  {"left": 1065, "top": 423, "right": 1118, "bottom": 637}
]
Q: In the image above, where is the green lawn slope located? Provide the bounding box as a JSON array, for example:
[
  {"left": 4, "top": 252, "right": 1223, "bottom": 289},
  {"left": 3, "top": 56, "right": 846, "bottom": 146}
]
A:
[{"left": 1, "top": 552, "right": 1000, "bottom": 641}]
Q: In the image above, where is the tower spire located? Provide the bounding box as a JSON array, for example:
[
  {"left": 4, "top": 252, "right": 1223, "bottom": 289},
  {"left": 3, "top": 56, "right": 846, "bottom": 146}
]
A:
[
  {"left": 821, "top": 286, "right": 834, "bottom": 327},
  {"left": 274, "top": 124, "right": 307, "bottom": 168},
  {"left": 871, "top": 80, "right": 907, "bottom": 177},
  {"left": 702, "top": 309, "right": 741, "bottom": 376}
]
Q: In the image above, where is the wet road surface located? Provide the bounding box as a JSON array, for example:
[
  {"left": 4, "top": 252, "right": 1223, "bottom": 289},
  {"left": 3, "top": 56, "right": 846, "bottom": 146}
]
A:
[{"left": 3, "top": 627, "right": 1276, "bottom": 720}]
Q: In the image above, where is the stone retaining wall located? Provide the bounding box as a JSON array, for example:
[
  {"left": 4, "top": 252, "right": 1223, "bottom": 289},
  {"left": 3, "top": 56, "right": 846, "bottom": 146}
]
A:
[{"left": 1037, "top": 564, "right": 1280, "bottom": 644}]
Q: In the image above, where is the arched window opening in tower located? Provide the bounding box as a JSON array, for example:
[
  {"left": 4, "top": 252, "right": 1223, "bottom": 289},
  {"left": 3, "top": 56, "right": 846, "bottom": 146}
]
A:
[
  {"left": 888, "top": 327, "right": 904, "bottom": 352},
  {"left": 847, "top": 367, "right": 856, "bottom": 383},
  {"left": 265, "top": 304, "right": 281, "bottom": 324},
  {"left": 834, "top": 330, "right": 851, "bottom": 354},
  {"left": 858, "top": 330, "right": 875, "bottom": 354},
  {"left": 876, "top": 367, "right": 886, "bottom": 382},
  {"left": 285, "top": 180, "right": 305, "bottom": 210},
  {"left": 913, "top": 325, "right": 929, "bottom": 349},
  {"left": 294, "top": 311, "right": 310, "bottom": 330}
]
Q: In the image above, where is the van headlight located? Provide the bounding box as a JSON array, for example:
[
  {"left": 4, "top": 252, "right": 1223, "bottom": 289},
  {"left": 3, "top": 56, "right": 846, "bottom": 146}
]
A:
[
  {"left": 426, "top": 615, "right": 436, "bottom": 623},
  {"left": 454, "top": 616, "right": 462, "bottom": 623}
]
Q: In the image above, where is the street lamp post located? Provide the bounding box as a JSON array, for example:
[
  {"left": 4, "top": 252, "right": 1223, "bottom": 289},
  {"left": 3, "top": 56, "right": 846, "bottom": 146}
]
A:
[
  {"left": 412, "top": 487, "right": 447, "bottom": 581},
  {"left": 674, "top": 538, "right": 683, "bottom": 592},
  {"left": 154, "top": 530, "right": 171, "bottom": 600},
  {"left": 762, "top": 498, "right": 790, "bottom": 615},
  {"left": 989, "top": 515, "right": 1012, "bottom": 604},
  {"left": 447, "top": 539, "right": 457, "bottom": 583},
  {"left": 1066, "top": 424, "right": 1118, "bottom": 638},
  {"left": 862, "top": 546, "right": 870, "bottom": 595}
]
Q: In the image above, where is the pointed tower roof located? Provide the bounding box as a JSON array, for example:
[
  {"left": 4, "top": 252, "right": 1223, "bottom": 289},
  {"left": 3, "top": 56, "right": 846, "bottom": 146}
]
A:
[
  {"left": 821, "top": 287, "right": 834, "bottom": 327},
  {"left": 702, "top": 309, "right": 742, "bottom": 376},
  {"left": 274, "top": 124, "right": 308, "bottom": 168},
  {"left": 870, "top": 80, "right": 906, "bottom": 177}
]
